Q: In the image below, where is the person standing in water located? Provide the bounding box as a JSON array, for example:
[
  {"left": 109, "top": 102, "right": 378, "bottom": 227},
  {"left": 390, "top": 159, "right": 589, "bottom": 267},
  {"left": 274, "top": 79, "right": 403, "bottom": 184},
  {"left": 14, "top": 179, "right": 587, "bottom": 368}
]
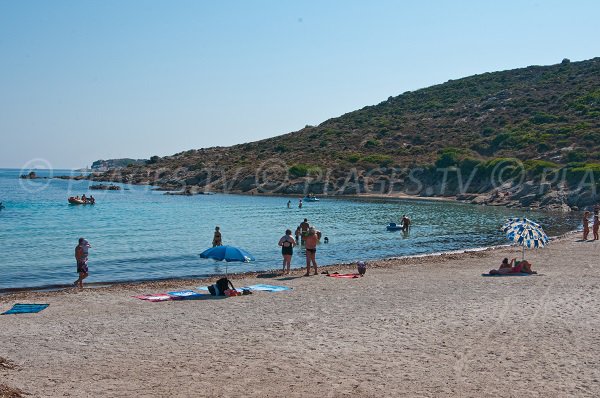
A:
[
  {"left": 74, "top": 238, "right": 91, "bottom": 289},
  {"left": 401, "top": 215, "right": 411, "bottom": 232},
  {"left": 299, "top": 218, "right": 310, "bottom": 244},
  {"left": 278, "top": 229, "right": 296, "bottom": 274},
  {"left": 304, "top": 227, "right": 320, "bottom": 276},
  {"left": 593, "top": 213, "right": 599, "bottom": 241},
  {"left": 298, "top": 199, "right": 303, "bottom": 209},
  {"left": 583, "top": 211, "right": 591, "bottom": 241},
  {"left": 287, "top": 200, "right": 291, "bottom": 209},
  {"left": 212, "top": 226, "right": 222, "bottom": 247}
]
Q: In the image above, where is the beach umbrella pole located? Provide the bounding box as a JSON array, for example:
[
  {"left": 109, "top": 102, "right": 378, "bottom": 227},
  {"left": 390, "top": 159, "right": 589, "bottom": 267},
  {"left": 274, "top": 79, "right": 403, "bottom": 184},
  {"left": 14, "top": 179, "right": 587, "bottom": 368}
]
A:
[{"left": 522, "top": 246, "right": 525, "bottom": 261}]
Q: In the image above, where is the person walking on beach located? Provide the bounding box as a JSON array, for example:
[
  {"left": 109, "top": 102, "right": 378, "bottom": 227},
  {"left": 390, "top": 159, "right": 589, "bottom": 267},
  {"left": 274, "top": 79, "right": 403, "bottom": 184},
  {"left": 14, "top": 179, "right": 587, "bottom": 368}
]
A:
[
  {"left": 212, "top": 226, "right": 222, "bottom": 247},
  {"left": 278, "top": 229, "right": 297, "bottom": 274},
  {"left": 74, "top": 238, "right": 91, "bottom": 288},
  {"left": 304, "top": 227, "right": 319, "bottom": 276},
  {"left": 583, "top": 211, "right": 591, "bottom": 241},
  {"left": 593, "top": 213, "right": 599, "bottom": 241}
]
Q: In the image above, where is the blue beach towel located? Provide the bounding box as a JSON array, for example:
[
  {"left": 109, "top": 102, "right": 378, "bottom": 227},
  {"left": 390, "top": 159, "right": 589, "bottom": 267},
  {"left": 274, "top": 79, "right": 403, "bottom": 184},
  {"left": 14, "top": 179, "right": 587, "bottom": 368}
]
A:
[
  {"left": 2, "top": 304, "right": 49, "bottom": 315},
  {"left": 197, "top": 284, "right": 291, "bottom": 293},
  {"left": 239, "top": 284, "right": 292, "bottom": 292},
  {"left": 167, "top": 290, "right": 209, "bottom": 300}
]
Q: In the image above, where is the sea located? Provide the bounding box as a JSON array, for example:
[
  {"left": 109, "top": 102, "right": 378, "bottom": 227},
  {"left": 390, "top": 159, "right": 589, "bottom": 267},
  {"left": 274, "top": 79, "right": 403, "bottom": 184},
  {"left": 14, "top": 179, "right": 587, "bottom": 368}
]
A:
[{"left": 0, "top": 168, "right": 580, "bottom": 292}]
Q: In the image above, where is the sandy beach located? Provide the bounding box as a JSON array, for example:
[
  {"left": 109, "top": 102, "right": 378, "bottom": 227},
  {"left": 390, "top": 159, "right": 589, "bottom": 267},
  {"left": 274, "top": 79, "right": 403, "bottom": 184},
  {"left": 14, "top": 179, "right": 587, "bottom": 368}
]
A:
[{"left": 1, "top": 232, "right": 599, "bottom": 397}]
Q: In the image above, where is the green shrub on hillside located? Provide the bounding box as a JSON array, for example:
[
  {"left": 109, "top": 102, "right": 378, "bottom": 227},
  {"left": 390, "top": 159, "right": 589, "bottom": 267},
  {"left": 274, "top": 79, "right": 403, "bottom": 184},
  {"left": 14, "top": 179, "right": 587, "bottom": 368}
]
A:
[
  {"left": 288, "top": 164, "right": 321, "bottom": 178},
  {"left": 524, "top": 160, "right": 559, "bottom": 176},
  {"left": 364, "top": 139, "right": 381, "bottom": 148},
  {"left": 362, "top": 154, "right": 393, "bottom": 167},
  {"left": 566, "top": 150, "right": 587, "bottom": 162},
  {"left": 565, "top": 163, "right": 600, "bottom": 184}
]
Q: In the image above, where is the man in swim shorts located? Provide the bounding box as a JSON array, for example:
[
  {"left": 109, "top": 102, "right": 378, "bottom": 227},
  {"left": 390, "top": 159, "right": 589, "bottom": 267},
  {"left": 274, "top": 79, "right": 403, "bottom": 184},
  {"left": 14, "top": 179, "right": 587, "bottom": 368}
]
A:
[
  {"left": 74, "top": 238, "right": 91, "bottom": 288},
  {"left": 304, "top": 227, "right": 319, "bottom": 276}
]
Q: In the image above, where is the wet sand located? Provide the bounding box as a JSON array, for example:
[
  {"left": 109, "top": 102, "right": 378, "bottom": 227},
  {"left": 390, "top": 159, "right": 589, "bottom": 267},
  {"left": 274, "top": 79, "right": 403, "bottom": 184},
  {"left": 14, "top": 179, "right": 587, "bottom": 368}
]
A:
[{"left": 1, "top": 232, "right": 599, "bottom": 397}]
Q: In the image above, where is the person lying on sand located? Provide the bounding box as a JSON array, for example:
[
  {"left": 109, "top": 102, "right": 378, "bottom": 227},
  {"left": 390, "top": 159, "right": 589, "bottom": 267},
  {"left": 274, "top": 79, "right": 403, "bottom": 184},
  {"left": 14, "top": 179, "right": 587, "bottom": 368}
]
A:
[
  {"left": 489, "top": 258, "right": 536, "bottom": 275},
  {"left": 512, "top": 260, "right": 536, "bottom": 274}
]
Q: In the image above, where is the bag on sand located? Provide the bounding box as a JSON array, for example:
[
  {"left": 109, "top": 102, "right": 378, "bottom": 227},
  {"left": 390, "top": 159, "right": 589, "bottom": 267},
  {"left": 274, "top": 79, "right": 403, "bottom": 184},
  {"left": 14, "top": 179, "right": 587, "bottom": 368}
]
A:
[{"left": 209, "top": 277, "right": 236, "bottom": 296}]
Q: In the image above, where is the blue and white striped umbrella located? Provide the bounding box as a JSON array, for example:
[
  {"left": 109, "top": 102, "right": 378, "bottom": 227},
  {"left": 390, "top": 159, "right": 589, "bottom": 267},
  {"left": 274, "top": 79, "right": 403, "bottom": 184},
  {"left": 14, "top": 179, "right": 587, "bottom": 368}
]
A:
[{"left": 501, "top": 217, "right": 549, "bottom": 258}]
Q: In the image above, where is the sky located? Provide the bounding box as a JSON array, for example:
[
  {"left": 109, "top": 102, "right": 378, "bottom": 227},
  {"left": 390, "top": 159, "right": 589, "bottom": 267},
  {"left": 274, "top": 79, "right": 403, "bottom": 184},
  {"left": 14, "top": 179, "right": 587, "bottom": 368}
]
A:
[{"left": 1, "top": 0, "right": 600, "bottom": 169}]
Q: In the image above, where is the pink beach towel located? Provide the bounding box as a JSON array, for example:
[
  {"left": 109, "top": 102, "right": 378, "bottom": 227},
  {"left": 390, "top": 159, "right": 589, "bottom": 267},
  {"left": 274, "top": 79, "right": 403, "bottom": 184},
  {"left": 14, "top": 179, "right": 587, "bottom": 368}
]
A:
[
  {"left": 133, "top": 294, "right": 172, "bottom": 302},
  {"left": 327, "top": 273, "right": 360, "bottom": 279}
]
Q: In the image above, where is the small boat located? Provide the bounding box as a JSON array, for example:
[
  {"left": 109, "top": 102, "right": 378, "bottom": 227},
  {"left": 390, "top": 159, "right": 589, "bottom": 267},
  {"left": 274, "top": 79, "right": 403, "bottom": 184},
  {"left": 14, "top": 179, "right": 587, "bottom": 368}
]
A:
[
  {"left": 303, "top": 196, "right": 319, "bottom": 202},
  {"left": 68, "top": 197, "right": 94, "bottom": 205},
  {"left": 386, "top": 222, "right": 402, "bottom": 231}
]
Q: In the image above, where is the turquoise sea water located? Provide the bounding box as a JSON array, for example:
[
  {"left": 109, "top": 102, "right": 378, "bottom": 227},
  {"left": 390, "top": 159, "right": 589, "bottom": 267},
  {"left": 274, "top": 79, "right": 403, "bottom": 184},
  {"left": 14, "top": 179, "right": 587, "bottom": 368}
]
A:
[{"left": 0, "top": 168, "right": 579, "bottom": 291}]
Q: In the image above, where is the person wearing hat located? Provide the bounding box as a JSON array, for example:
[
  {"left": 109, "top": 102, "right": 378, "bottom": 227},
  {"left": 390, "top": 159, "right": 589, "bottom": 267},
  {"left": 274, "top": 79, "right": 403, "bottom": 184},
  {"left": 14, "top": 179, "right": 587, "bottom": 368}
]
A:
[
  {"left": 304, "top": 227, "right": 320, "bottom": 276},
  {"left": 74, "top": 238, "right": 91, "bottom": 288}
]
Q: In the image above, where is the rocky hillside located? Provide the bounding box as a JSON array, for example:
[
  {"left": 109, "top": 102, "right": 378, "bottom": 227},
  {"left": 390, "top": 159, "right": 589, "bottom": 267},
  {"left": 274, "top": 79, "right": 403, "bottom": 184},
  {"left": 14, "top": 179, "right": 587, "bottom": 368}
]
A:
[
  {"left": 91, "top": 158, "right": 147, "bottom": 171},
  {"left": 92, "top": 57, "right": 600, "bottom": 211}
]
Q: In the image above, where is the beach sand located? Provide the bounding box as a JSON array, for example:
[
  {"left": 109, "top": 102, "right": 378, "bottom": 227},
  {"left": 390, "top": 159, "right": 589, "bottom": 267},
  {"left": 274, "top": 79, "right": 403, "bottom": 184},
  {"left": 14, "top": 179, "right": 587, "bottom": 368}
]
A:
[{"left": 1, "top": 232, "right": 599, "bottom": 397}]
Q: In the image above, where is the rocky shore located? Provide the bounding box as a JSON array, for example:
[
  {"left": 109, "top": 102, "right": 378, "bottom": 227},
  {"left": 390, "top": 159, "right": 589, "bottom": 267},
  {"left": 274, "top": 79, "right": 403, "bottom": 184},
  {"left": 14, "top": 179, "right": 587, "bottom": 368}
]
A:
[{"left": 67, "top": 167, "right": 599, "bottom": 212}]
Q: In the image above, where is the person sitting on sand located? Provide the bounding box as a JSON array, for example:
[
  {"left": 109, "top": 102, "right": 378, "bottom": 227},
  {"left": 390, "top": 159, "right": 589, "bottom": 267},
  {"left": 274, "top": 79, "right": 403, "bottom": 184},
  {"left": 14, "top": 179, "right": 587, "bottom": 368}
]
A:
[
  {"left": 212, "top": 226, "right": 222, "bottom": 247},
  {"left": 496, "top": 257, "right": 516, "bottom": 274}
]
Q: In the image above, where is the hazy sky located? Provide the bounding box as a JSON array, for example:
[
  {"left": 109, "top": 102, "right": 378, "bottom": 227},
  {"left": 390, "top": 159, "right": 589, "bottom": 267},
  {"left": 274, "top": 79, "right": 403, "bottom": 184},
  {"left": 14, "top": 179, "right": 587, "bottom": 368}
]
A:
[{"left": 1, "top": 0, "right": 599, "bottom": 169}]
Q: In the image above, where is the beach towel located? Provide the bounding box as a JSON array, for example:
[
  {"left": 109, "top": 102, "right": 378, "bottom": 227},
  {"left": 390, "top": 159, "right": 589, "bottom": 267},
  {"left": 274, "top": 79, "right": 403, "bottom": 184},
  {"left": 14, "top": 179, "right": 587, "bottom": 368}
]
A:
[
  {"left": 1, "top": 304, "right": 49, "bottom": 315},
  {"left": 133, "top": 294, "right": 172, "bottom": 302},
  {"left": 238, "top": 284, "right": 292, "bottom": 292},
  {"left": 481, "top": 273, "right": 533, "bottom": 277},
  {"left": 167, "top": 290, "right": 210, "bottom": 300},
  {"left": 327, "top": 273, "right": 361, "bottom": 279}
]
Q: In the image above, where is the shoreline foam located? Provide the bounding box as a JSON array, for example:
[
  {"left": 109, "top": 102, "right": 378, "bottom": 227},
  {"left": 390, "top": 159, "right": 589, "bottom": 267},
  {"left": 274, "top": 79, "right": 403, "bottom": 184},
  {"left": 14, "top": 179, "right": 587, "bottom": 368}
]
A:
[{"left": 0, "top": 231, "right": 577, "bottom": 301}]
